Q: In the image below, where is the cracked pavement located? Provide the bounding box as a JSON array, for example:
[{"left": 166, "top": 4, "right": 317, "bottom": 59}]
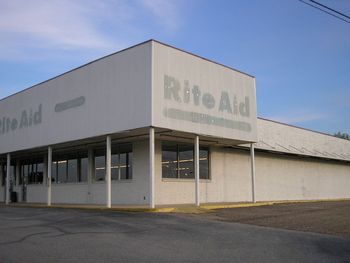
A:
[{"left": 0, "top": 206, "right": 349, "bottom": 263}]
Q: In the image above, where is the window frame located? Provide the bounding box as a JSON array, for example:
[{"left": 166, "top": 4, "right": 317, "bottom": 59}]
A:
[{"left": 161, "top": 141, "right": 210, "bottom": 180}]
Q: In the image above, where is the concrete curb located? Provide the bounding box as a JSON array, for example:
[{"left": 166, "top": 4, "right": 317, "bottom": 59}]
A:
[
  {"left": 1, "top": 198, "right": 350, "bottom": 214},
  {"left": 1, "top": 203, "right": 155, "bottom": 213}
]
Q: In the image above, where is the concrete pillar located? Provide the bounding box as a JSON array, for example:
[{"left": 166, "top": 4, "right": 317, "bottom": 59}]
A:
[
  {"left": 106, "top": 135, "right": 112, "bottom": 208},
  {"left": 149, "top": 127, "right": 155, "bottom": 209},
  {"left": 47, "top": 146, "right": 52, "bottom": 206},
  {"left": 194, "top": 136, "right": 200, "bottom": 206},
  {"left": 87, "top": 148, "right": 94, "bottom": 202},
  {"left": 250, "top": 143, "right": 256, "bottom": 203},
  {"left": 6, "top": 154, "right": 10, "bottom": 204},
  {"left": 43, "top": 155, "right": 48, "bottom": 186},
  {"left": 16, "top": 160, "right": 20, "bottom": 187}
]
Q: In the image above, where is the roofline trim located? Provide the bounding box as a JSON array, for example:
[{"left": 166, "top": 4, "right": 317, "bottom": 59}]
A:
[
  {"left": 151, "top": 39, "right": 255, "bottom": 78},
  {"left": 0, "top": 39, "right": 153, "bottom": 103},
  {"left": 0, "top": 39, "right": 254, "bottom": 103},
  {"left": 258, "top": 116, "right": 350, "bottom": 142}
]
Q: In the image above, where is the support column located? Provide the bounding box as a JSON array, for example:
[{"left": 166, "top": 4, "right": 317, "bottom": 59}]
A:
[
  {"left": 250, "top": 143, "right": 256, "bottom": 203},
  {"left": 149, "top": 127, "right": 155, "bottom": 209},
  {"left": 43, "top": 156, "right": 48, "bottom": 186},
  {"left": 47, "top": 146, "right": 52, "bottom": 206},
  {"left": 87, "top": 148, "right": 94, "bottom": 203},
  {"left": 106, "top": 135, "right": 112, "bottom": 208},
  {"left": 6, "top": 154, "right": 10, "bottom": 205},
  {"left": 194, "top": 136, "right": 200, "bottom": 206}
]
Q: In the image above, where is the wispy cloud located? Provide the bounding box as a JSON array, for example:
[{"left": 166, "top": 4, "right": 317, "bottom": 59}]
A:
[
  {"left": 141, "top": 0, "right": 183, "bottom": 31},
  {"left": 0, "top": 0, "right": 184, "bottom": 61},
  {"left": 0, "top": 1, "right": 115, "bottom": 52}
]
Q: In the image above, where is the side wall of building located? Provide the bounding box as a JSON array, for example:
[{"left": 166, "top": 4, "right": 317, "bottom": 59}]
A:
[
  {"left": 255, "top": 152, "right": 350, "bottom": 201},
  {"left": 155, "top": 143, "right": 350, "bottom": 205}
]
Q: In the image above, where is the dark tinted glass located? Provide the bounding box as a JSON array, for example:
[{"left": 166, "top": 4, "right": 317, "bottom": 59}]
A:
[
  {"left": 111, "top": 154, "right": 119, "bottom": 180},
  {"left": 199, "top": 148, "right": 210, "bottom": 179},
  {"left": 67, "top": 159, "right": 78, "bottom": 183},
  {"left": 80, "top": 158, "right": 88, "bottom": 182},
  {"left": 57, "top": 160, "right": 67, "bottom": 183},
  {"left": 95, "top": 155, "right": 105, "bottom": 181},
  {"left": 179, "top": 145, "right": 194, "bottom": 179},
  {"left": 162, "top": 144, "right": 178, "bottom": 178}
]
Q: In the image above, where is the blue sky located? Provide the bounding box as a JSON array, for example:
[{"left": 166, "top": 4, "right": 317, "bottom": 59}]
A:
[{"left": 0, "top": 0, "right": 349, "bottom": 135}]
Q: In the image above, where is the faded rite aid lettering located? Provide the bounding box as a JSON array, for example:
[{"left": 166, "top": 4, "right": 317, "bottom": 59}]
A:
[
  {"left": 0, "top": 104, "right": 42, "bottom": 135},
  {"left": 163, "top": 75, "right": 252, "bottom": 132},
  {"left": 164, "top": 75, "right": 250, "bottom": 117}
]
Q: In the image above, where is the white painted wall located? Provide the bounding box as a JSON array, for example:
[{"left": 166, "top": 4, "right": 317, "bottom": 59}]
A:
[
  {"left": 0, "top": 42, "right": 152, "bottom": 154},
  {"left": 155, "top": 143, "right": 350, "bottom": 205},
  {"left": 152, "top": 41, "right": 257, "bottom": 143},
  {"left": 256, "top": 118, "right": 350, "bottom": 162},
  {"left": 255, "top": 152, "right": 350, "bottom": 201},
  {"left": 27, "top": 185, "right": 47, "bottom": 203}
]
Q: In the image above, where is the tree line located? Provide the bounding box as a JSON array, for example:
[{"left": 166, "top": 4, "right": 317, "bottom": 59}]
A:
[{"left": 334, "top": 132, "right": 350, "bottom": 140}]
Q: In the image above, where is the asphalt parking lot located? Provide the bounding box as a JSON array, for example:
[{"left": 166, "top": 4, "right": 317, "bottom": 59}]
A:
[
  {"left": 0, "top": 206, "right": 349, "bottom": 263},
  {"left": 199, "top": 200, "right": 350, "bottom": 238}
]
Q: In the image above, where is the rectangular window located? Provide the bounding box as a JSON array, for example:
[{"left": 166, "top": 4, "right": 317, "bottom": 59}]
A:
[
  {"left": 23, "top": 164, "right": 28, "bottom": 185},
  {"left": 37, "top": 163, "right": 44, "bottom": 184},
  {"left": 22, "top": 161, "right": 44, "bottom": 185},
  {"left": 57, "top": 160, "right": 67, "bottom": 183},
  {"left": 120, "top": 152, "right": 132, "bottom": 180},
  {"left": 67, "top": 159, "right": 78, "bottom": 183},
  {"left": 111, "top": 154, "right": 119, "bottom": 180},
  {"left": 111, "top": 143, "right": 133, "bottom": 180},
  {"left": 199, "top": 148, "right": 210, "bottom": 179},
  {"left": 28, "top": 164, "right": 35, "bottom": 184},
  {"left": 94, "top": 150, "right": 105, "bottom": 181},
  {"left": 178, "top": 145, "right": 194, "bottom": 179},
  {"left": 1, "top": 165, "right": 6, "bottom": 186},
  {"left": 162, "top": 142, "right": 210, "bottom": 180},
  {"left": 80, "top": 158, "right": 88, "bottom": 182},
  {"left": 10, "top": 165, "right": 16, "bottom": 185},
  {"left": 162, "top": 144, "right": 178, "bottom": 179},
  {"left": 52, "top": 161, "right": 57, "bottom": 183},
  {"left": 51, "top": 154, "right": 87, "bottom": 184},
  {"left": 19, "top": 165, "right": 23, "bottom": 185}
]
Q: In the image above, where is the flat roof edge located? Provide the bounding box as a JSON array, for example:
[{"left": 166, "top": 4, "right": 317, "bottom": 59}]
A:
[
  {"left": 151, "top": 39, "right": 255, "bottom": 79},
  {"left": 0, "top": 39, "right": 154, "bottom": 103},
  {"left": 258, "top": 117, "right": 350, "bottom": 142},
  {"left": 0, "top": 39, "right": 255, "bottom": 103}
]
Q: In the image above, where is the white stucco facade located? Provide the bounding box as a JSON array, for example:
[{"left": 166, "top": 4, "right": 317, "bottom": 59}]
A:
[{"left": 0, "top": 40, "right": 349, "bottom": 207}]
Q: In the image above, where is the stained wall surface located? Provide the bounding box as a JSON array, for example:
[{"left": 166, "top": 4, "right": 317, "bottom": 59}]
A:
[
  {"left": 152, "top": 41, "right": 257, "bottom": 143},
  {"left": 155, "top": 144, "right": 350, "bottom": 205},
  {"left": 256, "top": 118, "right": 350, "bottom": 162},
  {"left": 0, "top": 42, "right": 152, "bottom": 154}
]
